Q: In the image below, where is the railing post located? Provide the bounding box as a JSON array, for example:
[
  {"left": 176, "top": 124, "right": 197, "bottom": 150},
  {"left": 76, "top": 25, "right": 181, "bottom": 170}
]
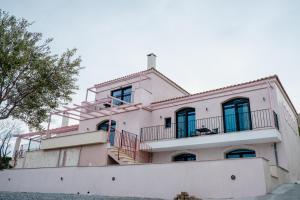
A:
[
  {"left": 134, "top": 134, "right": 138, "bottom": 160},
  {"left": 27, "top": 139, "right": 32, "bottom": 152},
  {"left": 273, "top": 111, "right": 279, "bottom": 130}
]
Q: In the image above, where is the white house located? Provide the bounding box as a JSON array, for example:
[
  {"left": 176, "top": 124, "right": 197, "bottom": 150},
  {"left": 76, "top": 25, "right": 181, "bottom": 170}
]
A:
[{"left": 1, "top": 54, "right": 299, "bottom": 199}]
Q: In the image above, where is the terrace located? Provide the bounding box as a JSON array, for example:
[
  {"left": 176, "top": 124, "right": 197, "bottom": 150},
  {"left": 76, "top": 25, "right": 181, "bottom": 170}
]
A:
[{"left": 140, "top": 109, "right": 281, "bottom": 152}]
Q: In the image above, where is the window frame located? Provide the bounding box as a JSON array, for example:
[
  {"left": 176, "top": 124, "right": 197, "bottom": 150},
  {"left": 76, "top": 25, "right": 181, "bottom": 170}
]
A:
[{"left": 111, "top": 86, "right": 132, "bottom": 105}]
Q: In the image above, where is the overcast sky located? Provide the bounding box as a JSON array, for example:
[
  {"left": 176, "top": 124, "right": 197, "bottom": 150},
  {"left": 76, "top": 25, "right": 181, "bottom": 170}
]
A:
[{"left": 1, "top": 0, "right": 300, "bottom": 127}]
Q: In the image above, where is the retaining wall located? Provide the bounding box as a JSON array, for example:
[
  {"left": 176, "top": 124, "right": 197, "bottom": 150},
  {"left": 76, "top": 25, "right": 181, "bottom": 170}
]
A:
[{"left": 0, "top": 158, "right": 277, "bottom": 199}]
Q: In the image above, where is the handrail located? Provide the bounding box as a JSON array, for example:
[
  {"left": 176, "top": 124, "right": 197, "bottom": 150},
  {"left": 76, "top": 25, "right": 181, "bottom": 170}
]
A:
[
  {"left": 140, "top": 109, "right": 280, "bottom": 142},
  {"left": 109, "top": 129, "right": 152, "bottom": 163}
]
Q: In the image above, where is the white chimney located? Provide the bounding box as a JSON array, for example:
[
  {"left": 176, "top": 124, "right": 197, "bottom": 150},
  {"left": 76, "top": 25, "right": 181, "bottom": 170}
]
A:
[
  {"left": 147, "top": 53, "right": 156, "bottom": 69},
  {"left": 61, "top": 113, "right": 69, "bottom": 127}
]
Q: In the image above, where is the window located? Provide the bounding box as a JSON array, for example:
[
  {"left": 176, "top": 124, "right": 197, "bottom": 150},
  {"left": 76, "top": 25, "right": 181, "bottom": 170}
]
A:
[
  {"left": 176, "top": 108, "right": 196, "bottom": 138},
  {"left": 222, "top": 98, "right": 252, "bottom": 133},
  {"left": 165, "top": 118, "right": 171, "bottom": 128},
  {"left": 173, "top": 153, "right": 196, "bottom": 162},
  {"left": 97, "top": 120, "right": 116, "bottom": 145},
  {"left": 111, "top": 86, "right": 132, "bottom": 106},
  {"left": 225, "top": 149, "right": 256, "bottom": 159}
]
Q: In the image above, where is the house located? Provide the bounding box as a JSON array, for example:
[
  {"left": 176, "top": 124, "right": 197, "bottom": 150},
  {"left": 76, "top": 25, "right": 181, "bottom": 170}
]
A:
[{"left": 3, "top": 54, "right": 300, "bottom": 199}]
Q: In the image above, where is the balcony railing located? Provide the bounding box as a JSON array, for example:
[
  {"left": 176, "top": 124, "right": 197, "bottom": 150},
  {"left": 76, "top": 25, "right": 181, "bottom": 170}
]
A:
[{"left": 140, "top": 109, "right": 279, "bottom": 142}]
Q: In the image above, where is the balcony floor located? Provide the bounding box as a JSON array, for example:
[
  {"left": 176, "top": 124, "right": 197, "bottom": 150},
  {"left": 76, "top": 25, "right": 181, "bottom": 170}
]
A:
[{"left": 143, "top": 128, "right": 281, "bottom": 152}]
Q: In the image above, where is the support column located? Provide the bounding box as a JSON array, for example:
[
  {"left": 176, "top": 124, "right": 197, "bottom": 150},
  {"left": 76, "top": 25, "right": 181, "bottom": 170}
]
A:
[
  {"left": 46, "top": 114, "right": 52, "bottom": 138},
  {"left": 12, "top": 137, "right": 21, "bottom": 158}
]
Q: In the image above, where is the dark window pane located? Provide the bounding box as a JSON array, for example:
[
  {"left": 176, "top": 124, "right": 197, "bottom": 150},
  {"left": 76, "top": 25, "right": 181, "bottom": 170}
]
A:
[
  {"left": 165, "top": 118, "right": 171, "bottom": 128},
  {"left": 97, "top": 120, "right": 116, "bottom": 145},
  {"left": 173, "top": 153, "right": 196, "bottom": 162},
  {"left": 111, "top": 86, "right": 132, "bottom": 105},
  {"left": 226, "top": 149, "right": 256, "bottom": 159},
  {"left": 176, "top": 108, "right": 195, "bottom": 138},
  {"left": 223, "top": 98, "right": 251, "bottom": 133}
]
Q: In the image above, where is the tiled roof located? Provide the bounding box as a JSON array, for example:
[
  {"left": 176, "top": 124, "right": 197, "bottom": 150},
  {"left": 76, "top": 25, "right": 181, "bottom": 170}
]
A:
[
  {"left": 94, "top": 68, "right": 189, "bottom": 95},
  {"left": 151, "top": 75, "right": 279, "bottom": 105},
  {"left": 94, "top": 69, "right": 150, "bottom": 88}
]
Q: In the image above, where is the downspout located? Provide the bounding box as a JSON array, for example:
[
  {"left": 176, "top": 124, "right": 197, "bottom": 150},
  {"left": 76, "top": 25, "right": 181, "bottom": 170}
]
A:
[{"left": 267, "top": 81, "right": 280, "bottom": 166}]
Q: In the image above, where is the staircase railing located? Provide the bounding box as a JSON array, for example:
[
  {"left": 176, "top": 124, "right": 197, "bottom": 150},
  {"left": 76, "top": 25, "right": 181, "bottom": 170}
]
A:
[{"left": 109, "top": 129, "right": 152, "bottom": 163}]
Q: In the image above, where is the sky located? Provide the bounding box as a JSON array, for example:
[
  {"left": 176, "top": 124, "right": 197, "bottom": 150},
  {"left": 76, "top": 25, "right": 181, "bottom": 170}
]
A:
[{"left": 1, "top": 0, "right": 300, "bottom": 127}]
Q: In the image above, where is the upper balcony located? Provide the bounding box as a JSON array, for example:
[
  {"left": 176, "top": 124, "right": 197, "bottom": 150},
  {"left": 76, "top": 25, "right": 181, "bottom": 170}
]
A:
[{"left": 140, "top": 109, "right": 281, "bottom": 152}]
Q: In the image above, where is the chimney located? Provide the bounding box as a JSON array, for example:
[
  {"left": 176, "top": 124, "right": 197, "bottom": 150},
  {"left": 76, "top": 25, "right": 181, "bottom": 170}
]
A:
[
  {"left": 147, "top": 53, "right": 156, "bottom": 69},
  {"left": 61, "top": 113, "right": 69, "bottom": 127}
]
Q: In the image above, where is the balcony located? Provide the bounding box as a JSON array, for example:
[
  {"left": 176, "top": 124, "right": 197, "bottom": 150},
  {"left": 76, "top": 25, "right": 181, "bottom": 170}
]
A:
[
  {"left": 140, "top": 109, "right": 281, "bottom": 152},
  {"left": 40, "top": 130, "right": 107, "bottom": 150}
]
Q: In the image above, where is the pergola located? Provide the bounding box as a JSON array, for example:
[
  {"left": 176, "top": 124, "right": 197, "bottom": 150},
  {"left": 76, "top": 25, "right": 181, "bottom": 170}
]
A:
[{"left": 51, "top": 95, "right": 144, "bottom": 122}]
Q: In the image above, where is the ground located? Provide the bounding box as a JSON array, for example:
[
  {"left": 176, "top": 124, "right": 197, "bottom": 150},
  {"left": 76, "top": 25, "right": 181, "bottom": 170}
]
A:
[
  {"left": 255, "top": 183, "right": 300, "bottom": 200},
  {"left": 0, "top": 192, "right": 160, "bottom": 200},
  {"left": 0, "top": 184, "right": 299, "bottom": 200}
]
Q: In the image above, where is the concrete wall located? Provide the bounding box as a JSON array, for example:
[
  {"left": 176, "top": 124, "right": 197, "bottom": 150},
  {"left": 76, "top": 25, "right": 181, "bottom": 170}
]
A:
[
  {"left": 78, "top": 144, "right": 108, "bottom": 167},
  {"left": 1, "top": 158, "right": 272, "bottom": 199},
  {"left": 17, "top": 144, "right": 109, "bottom": 168}
]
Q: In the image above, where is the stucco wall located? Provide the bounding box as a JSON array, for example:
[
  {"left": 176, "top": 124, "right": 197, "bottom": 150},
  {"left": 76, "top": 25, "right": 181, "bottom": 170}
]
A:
[
  {"left": 1, "top": 158, "right": 271, "bottom": 199},
  {"left": 149, "top": 84, "right": 271, "bottom": 127},
  {"left": 152, "top": 143, "right": 276, "bottom": 164},
  {"left": 94, "top": 70, "right": 187, "bottom": 107},
  {"left": 271, "top": 83, "right": 300, "bottom": 181},
  {"left": 78, "top": 109, "right": 149, "bottom": 135}
]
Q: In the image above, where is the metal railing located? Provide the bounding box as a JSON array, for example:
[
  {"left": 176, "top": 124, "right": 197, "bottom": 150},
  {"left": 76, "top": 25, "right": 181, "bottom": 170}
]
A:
[
  {"left": 110, "top": 129, "right": 152, "bottom": 163},
  {"left": 140, "top": 109, "right": 279, "bottom": 142}
]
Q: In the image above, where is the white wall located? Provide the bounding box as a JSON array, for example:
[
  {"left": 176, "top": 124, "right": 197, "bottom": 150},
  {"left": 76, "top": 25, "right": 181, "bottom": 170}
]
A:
[
  {"left": 1, "top": 158, "right": 271, "bottom": 199},
  {"left": 271, "top": 82, "right": 300, "bottom": 181},
  {"left": 152, "top": 143, "right": 276, "bottom": 164}
]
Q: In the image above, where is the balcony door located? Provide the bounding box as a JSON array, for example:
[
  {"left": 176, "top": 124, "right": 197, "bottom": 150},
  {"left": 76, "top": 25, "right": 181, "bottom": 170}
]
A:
[
  {"left": 97, "top": 120, "right": 116, "bottom": 145},
  {"left": 176, "top": 108, "right": 196, "bottom": 138},
  {"left": 222, "top": 98, "right": 252, "bottom": 133}
]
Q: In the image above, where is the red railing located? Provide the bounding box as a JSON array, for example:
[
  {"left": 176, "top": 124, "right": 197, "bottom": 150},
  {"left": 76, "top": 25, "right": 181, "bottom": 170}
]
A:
[{"left": 109, "top": 129, "right": 152, "bottom": 163}]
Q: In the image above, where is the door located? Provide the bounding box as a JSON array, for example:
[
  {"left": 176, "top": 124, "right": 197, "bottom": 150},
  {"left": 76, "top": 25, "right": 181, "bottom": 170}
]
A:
[
  {"left": 97, "top": 120, "right": 116, "bottom": 145},
  {"left": 176, "top": 108, "right": 196, "bottom": 138},
  {"left": 223, "top": 98, "right": 252, "bottom": 133}
]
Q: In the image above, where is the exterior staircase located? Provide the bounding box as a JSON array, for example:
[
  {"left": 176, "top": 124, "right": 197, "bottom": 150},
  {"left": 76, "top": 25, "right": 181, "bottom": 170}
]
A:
[
  {"left": 106, "top": 130, "right": 152, "bottom": 165},
  {"left": 107, "top": 146, "right": 138, "bottom": 165}
]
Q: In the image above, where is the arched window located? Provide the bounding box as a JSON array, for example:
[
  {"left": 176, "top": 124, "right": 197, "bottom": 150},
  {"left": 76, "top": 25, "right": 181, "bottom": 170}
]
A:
[
  {"left": 225, "top": 149, "right": 256, "bottom": 159},
  {"left": 173, "top": 153, "right": 196, "bottom": 162},
  {"left": 222, "top": 98, "right": 252, "bottom": 133},
  {"left": 97, "top": 120, "right": 116, "bottom": 145},
  {"left": 176, "top": 107, "right": 196, "bottom": 138}
]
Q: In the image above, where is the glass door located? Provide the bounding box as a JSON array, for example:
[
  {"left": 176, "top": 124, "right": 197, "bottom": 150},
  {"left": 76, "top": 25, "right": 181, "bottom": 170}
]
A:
[
  {"left": 176, "top": 108, "right": 196, "bottom": 138},
  {"left": 223, "top": 98, "right": 251, "bottom": 133}
]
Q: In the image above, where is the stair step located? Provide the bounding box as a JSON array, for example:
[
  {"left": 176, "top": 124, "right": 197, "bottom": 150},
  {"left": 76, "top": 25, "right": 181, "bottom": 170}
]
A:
[{"left": 107, "top": 147, "right": 138, "bottom": 165}]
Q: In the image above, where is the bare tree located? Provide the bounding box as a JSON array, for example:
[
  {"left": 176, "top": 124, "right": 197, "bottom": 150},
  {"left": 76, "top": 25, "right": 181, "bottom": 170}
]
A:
[{"left": 0, "top": 119, "right": 21, "bottom": 169}]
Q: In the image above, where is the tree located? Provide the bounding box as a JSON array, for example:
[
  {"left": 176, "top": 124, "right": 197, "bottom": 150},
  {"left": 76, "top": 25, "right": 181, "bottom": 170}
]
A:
[
  {"left": 0, "top": 119, "right": 21, "bottom": 169},
  {"left": 0, "top": 10, "right": 82, "bottom": 129}
]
